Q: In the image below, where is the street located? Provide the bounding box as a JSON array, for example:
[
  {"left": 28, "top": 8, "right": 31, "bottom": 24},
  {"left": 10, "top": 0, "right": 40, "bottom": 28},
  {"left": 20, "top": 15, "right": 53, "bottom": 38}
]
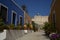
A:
[{"left": 17, "top": 30, "right": 50, "bottom": 40}]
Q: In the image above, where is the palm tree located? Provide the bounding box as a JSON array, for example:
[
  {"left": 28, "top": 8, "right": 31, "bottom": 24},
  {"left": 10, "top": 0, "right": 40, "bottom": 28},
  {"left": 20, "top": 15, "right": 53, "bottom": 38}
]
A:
[
  {"left": 21, "top": 5, "right": 28, "bottom": 13},
  {"left": 21, "top": 5, "right": 26, "bottom": 11}
]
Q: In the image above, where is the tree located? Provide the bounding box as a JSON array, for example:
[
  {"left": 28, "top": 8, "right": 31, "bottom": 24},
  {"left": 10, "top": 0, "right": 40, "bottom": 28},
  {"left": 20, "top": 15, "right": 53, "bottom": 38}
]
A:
[
  {"left": 43, "top": 22, "right": 56, "bottom": 36},
  {"left": 32, "top": 21, "right": 36, "bottom": 32},
  {"left": 21, "top": 5, "right": 26, "bottom": 11},
  {"left": 43, "top": 22, "right": 50, "bottom": 30},
  {"left": 21, "top": 5, "right": 28, "bottom": 13}
]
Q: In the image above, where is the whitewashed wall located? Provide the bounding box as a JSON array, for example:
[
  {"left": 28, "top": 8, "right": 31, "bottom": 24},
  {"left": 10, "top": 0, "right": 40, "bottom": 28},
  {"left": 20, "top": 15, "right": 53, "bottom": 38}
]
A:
[
  {"left": 5, "top": 30, "right": 33, "bottom": 40},
  {"left": 0, "top": 30, "right": 33, "bottom": 40},
  {"left": 0, "top": 30, "right": 6, "bottom": 40}
]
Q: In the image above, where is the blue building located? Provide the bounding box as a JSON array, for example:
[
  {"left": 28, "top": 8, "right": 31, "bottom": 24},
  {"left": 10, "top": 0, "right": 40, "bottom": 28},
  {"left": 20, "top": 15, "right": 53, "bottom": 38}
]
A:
[{"left": 0, "top": 0, "right": 24, "bottom": 26}]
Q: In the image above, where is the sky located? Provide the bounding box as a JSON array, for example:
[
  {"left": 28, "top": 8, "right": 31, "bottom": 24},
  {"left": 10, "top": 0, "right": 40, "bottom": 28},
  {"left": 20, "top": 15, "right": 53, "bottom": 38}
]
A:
[{"left": 14, "top": 0, "right": 52, "bottom": 18}]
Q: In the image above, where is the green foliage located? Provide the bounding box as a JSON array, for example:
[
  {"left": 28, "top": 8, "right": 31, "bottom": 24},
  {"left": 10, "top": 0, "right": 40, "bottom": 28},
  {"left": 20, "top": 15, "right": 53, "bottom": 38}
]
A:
[
  {"left": 8, "top": 24, "right": 15, "bottom": 29},
  {"left": 21, "top": 5, "right": 26, "bottom": 11},
  {"left": 43, "top": 22, "right": 50, "bottom": 30},
  {"left": 49, "top": 23, "right": 56, "bottom": 32},
  {"left": 8, "top": 24, "right": 21, "bottom": 30},
  {"left": 0, "top": 18, "right": 5, "bottom": 32},
  {"left": 0, "top": 18, "right": 9, "bottom": 32},
  {"left": 32, "top": 21, "right": 37, "bottom": 32},
  {"left": 32, "top": 21, "right": 35, "bottom": 27},
  {"left": 43, "top": 22, "right": 56, "bottom": 35},
  {"left": 0, "top": 19, "right": 4, "bottom": 25},
  {"left": 0, "top": 17, "right": 22, "bottom": 30},
  {"left": 26, "top": 23, "right": 30, "bottom": 27},
  {"left": 14, "top": 24, "right": 21, "bottom": 30}
]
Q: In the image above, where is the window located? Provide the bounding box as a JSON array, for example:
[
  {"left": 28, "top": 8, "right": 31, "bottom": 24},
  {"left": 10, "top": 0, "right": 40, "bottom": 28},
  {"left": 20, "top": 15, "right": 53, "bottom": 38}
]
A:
[{"left": 0, "top": 5, "right": 8, "bottom": 23}]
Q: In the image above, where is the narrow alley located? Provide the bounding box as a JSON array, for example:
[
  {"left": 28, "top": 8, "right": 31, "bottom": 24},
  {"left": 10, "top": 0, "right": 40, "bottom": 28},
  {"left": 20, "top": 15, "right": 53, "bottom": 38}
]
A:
[
  {"left": 17, "top": 30, "right": 50, "bottom": 40},
  {"left": 0, "top": 0, "right": 60, "bottom": 40}
]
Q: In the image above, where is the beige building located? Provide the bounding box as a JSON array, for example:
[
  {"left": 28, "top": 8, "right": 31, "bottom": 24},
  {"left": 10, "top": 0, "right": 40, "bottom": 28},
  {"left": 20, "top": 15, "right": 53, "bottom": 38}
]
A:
[{"left": 32, "top": 14, "right": 48, "bottom": 28}]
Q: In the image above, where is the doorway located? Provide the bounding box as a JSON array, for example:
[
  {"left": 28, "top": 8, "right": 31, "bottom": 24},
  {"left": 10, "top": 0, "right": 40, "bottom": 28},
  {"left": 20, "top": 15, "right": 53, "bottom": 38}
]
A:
[
  {"left": 0, "top": 5, "right": 8, "bottom": 23},
  {"left": 12, "top": 11, "right": 17, "bottom": 26}
]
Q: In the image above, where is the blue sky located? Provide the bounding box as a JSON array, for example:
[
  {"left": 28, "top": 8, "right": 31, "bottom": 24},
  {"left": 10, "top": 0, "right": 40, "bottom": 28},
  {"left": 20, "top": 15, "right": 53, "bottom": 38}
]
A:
[{"left": 14, "top": 0, "right": 52, "bottom": 17}]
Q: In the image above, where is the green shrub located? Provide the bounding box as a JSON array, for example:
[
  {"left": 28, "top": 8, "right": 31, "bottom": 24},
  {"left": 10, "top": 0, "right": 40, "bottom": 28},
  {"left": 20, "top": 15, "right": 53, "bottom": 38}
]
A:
[
  {"left": 0, "top": 18, "right": 5, "bottom": 32},
  {"left": 43, "top": 22, "right": 56, "bottom": 35},
  {"left": 8, "top": 24, "right": 15, "bottom": 29},
  {"left": 14, "top": 24, "right": 21, "bottom": 30}
]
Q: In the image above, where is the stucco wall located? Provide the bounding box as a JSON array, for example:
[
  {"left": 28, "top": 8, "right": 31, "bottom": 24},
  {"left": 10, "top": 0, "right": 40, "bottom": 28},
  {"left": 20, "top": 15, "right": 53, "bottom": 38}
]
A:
[
  {"left": 49, "top": 0, "right": 60, "bottom": 32},
  {"left": 6, "top": 30, "right": 33, "bottom": 40},
  {"left": 0, "top": 0, "right": 24, "bottom": 25}
]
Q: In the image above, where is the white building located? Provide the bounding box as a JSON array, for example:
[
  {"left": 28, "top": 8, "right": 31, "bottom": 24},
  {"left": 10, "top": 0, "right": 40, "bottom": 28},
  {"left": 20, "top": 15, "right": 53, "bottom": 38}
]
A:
[{"left": 32, "top": 13, "right": 48, "bottom": 28}]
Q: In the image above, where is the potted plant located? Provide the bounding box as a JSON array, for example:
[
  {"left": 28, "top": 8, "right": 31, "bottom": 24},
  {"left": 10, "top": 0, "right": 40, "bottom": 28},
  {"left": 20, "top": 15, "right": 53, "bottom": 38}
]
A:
[
  {"left": 8, "top": 24, "right": 15, "bottom": 30},
  {"left": 0, "top": 18, "right": 5, "bottom": 32},
  {"left": 43, "top": 22, "right": 50, "bottom": 36},
  {"left": 49, "top": 32, "right": 60, "bottom": 40},
  {"left": 14, "top": 24, "right": 21, "bottom": 30}
]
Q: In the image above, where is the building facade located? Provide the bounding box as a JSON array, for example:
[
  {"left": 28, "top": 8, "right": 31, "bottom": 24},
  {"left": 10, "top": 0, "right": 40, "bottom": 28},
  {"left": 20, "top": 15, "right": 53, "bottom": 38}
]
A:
[
  {"left": 24, "top": 12, "right": 32, "bottom": 24},
  {"left": 48, "top": 0, "right": 60, "bottom": 32},
  {"left": 32, "top": 14, "right": 48, "bottom": 28},
  {"left": 0, "top": 0, "right": 24, "bottom": 26}
]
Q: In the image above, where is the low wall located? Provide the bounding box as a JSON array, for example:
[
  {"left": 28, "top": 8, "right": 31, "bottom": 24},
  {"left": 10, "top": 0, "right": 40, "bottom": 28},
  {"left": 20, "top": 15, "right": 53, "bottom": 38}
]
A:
[
  {"left": 5, "top": 30, "right": 33, "bottom": 40},
  {"left": 0, "top": 30, "right": 6, "bottom": 40}
]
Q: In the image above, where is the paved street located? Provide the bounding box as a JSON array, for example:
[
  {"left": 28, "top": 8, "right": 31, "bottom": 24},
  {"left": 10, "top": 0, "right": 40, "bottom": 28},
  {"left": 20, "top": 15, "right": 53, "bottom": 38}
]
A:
[{"left": 17, "top": 30, "right": 50, "bottom": 40}]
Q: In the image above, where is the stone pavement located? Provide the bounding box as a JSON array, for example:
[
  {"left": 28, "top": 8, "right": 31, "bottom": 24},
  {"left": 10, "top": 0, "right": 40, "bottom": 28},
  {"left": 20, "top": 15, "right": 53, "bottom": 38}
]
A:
[{"left": 16, "top": 30, "right": 50, "bottom": 40}]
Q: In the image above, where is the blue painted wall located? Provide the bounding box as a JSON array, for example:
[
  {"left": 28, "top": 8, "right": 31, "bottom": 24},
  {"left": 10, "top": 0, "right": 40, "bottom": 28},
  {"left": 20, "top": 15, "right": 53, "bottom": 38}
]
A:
[{"left": 0, "top": 0, "right": 24, "bottom": 26}]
